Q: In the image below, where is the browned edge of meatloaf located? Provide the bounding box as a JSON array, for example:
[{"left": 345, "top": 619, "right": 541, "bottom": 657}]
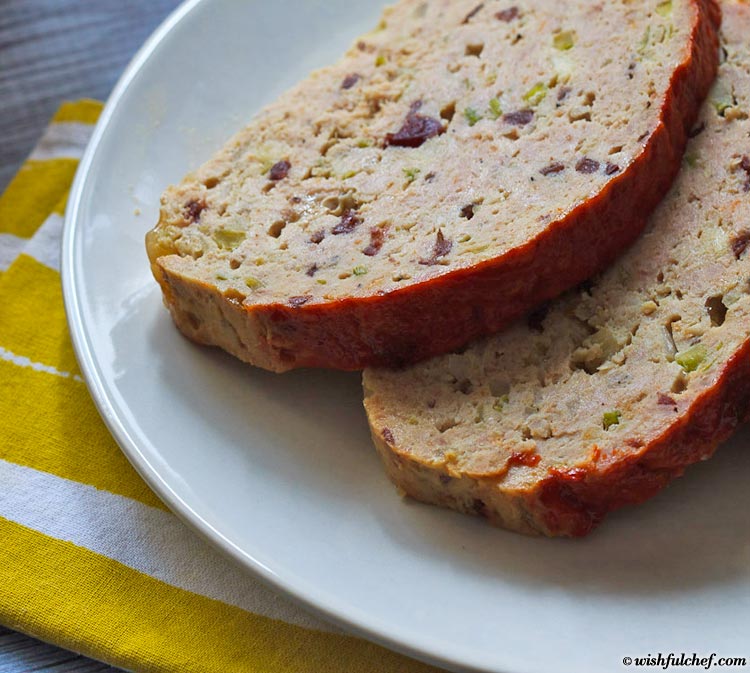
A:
[
  {"left": 533, "top": 338, "right": 750, "bottom": 536},
  {"left": 151, "top": 0, "right": 721, "bottom": 372},
  {"left": 368, "top": 336, "right": 750, "bottom": 537}
]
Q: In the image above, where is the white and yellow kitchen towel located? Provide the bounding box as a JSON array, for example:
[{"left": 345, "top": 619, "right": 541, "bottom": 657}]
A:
[{"left": 0, "top": 100, "right": 443, "bottom": 673}]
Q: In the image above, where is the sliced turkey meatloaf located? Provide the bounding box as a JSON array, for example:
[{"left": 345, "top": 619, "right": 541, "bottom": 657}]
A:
[
  {"left": 364, "top": 0, "right": 750, "bottom": 537},
  {"left": 146, "top": 0, "right": 720, "bottom": 372}
]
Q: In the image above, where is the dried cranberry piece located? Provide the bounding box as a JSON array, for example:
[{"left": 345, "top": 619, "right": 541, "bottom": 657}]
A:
[
  {"left": 419, "top": 229, "right": 453, "bottom": 265},
  {"left": 183, "top": 199, "right": 206, "bottom": 223},
  {"left": 310, "top": 229, "right": 325, "bottom": 244},
  {"left": 288, "top": 295, "right": 311, "bottom": 307},
  {"left": 496, "top": 6, "right": 520, "bottom": 22},
  {"left": 362, "top": 228, "right": 385, "bottom": 256},
  {"left": 658, "top": 393, "right": 677, "bottom": 406},
  {"left": 739, "top": 155, "right": 750, "bottom": 192},
  {"left": 540, "top": 162, "right": 565, "bottom": 176},
  {"left": 269, "top": 160, "right": 291, "bottom": 181},
  {"left": 731, "top": 231, "right": 750, "bottom": 259},
  {"left": 385, "top": 101, "right": 445, "bottom": 148},
  {"left": 576, "top": 158, "right": 600, "bottom": 174},
  {"left": 332, "top": 209, "right": 362, "bottom": 235},
  {"left": 503, "top": 109, "right": 534, "bottom": 126},
  {"left": 341, "top": 73, "right": 360, "bottom": 90},
  {"left": 605, "top": 163, "right": 621, "bottom": 176}
]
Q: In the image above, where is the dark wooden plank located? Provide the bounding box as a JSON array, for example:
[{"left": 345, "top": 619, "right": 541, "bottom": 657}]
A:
[
  {"left": 0, "top": 0, "right": 181, "bottom": 191},
  {"left": 0, "top": 2, "right": 180, "bottom": 669},
  {"left": 0, "top": 627, "right": 117, "bottom": 672}
]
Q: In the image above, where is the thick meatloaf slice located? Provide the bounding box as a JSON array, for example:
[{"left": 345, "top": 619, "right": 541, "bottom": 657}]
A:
[
  {"left": 147, "top": 0, "right": 720, "bottom": 372},
  {"left": 363, "top": 0, "right": 750, "bottom": 537}
]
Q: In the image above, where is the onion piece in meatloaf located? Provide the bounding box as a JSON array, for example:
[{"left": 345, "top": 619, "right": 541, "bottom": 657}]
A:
[
  {"left": 364, "top": 0, "right": 750, "bottom": 537},
  {"left": 147, "top": 0, "right": 720, "bottom": 372}
]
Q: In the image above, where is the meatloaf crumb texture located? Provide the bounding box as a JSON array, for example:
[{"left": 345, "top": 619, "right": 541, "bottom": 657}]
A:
[
  {"left": 364, "top": 0, "right": 750, "bottom": 537},
  {"left": 147, "top": 0, "right": 720, "bottom": 371}
]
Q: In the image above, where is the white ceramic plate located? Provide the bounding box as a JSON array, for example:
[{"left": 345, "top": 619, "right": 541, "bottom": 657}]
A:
[{"left": 62, "top": 1, "right": 750, "bottom": 671}]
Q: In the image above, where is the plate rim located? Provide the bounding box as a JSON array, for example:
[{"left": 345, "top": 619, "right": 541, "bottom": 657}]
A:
[{"left": 60, "top": 1, "right": 501, "bottom": 671}]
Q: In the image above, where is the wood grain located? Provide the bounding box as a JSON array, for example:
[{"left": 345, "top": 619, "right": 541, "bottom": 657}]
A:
[
  {"left": 0, "top": 0, "right": 180, "bottom": 191},
  {"left": 0, "top": 2, "right": 180, "bottom": 669},
  {"left": 0, "top": 626, "right": 116, "bottom": 672}
]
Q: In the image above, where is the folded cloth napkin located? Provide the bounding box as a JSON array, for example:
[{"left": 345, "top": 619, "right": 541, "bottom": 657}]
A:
[{"left": 0, "top": 101, "right": 443, "bottom": 673}]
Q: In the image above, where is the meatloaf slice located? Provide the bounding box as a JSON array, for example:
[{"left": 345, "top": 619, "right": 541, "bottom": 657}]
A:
[
  {"left": 147, "top": 0, "right": 720, "bottom": 372},
  {"left": 363, "top": 0, "right": 750, "bottom": 537}
]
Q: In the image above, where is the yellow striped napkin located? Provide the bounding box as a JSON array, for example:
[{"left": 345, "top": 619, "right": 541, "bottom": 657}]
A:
[{"left": 0, "top": 100, "right": 443, "bottom": 673}]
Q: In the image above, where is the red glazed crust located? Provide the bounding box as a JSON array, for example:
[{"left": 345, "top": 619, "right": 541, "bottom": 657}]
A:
[
  {"left": 149, "top": 0, "right": 721, "bottom": 372},
  {"left": 363, "top": 0, "right": 750, "bottom": 537},
  {"left": 531, "top": 341, "right": 750, "bottom": 536},
  {"left": 365, "top": 337, "right": 750, "bottom": 538}
]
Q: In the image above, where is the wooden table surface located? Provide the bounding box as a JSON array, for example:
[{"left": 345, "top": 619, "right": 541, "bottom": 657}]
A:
[{"left": 0, "top": 2, "right": 180, "bottom": 669}]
